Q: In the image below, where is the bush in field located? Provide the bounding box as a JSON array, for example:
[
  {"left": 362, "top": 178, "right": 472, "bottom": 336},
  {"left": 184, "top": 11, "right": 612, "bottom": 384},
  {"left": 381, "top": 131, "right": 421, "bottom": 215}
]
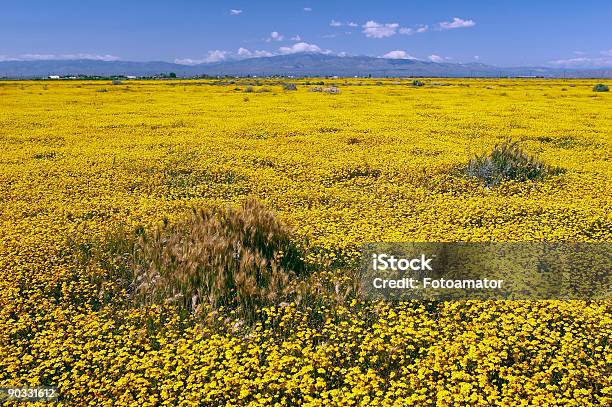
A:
[
  {"left": 412, "top": 80, "right": 425, "bottom": 87},
  {"left": 112, "top": 79, "right": 123, "bottom": 85},
  {"left": 466, "top": 141, "right": 562, "bottom": 186},
  {"left": 282, "top": 83, "right": 297, "bottom": 91},
  {"left": 132, "top": 198, "right": 304, "bottom": 321},
  {"left": 324, "top": 86, "right": 340, "bottom": 94},
  {"left": 244, "top": 86, "right": 254, "bottom": 93},
  {"left": 592, "top": 83, "right": 609, "bottom": 92}
]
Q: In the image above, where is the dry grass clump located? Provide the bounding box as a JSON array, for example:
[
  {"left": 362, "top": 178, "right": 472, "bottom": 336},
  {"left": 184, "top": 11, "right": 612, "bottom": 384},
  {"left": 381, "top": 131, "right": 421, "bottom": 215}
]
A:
[
  {"left": 310, "top": 86, "right": 341, "bottom": 94},
  {"left": 324, "top": 86, "right": 340, "bottom": 94},
  {"left": 132, "top": 198, "right": 304, "bottom": 321},
  {"left": 466, "top": 141, "right": 562, "bottom": 186}
]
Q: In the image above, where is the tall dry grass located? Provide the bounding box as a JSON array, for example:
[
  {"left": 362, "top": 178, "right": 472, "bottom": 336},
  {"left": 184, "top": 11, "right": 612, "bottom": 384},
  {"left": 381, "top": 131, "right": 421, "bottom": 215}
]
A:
[{"left": 131, "top": 198, "right": 305, "bottom": 321}]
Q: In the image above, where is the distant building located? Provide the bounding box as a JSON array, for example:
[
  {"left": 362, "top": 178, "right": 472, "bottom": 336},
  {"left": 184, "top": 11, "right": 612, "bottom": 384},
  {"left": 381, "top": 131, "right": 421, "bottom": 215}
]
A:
[
  {"left": 48, "top": 75, "right": 60, "bottom": 79},
  {"left": 126, "top": 75, "right": 137, "bottom": 79}
]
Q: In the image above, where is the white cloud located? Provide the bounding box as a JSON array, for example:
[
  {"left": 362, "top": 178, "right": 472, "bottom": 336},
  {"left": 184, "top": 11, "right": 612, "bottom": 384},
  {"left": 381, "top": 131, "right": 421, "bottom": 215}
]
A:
[
  {"left": 254, "top": 50, "right": 274, "bottom": 57},
  {"left": 1, "top": 53, "right": 121, "bottom": 61},
  {"left": 548, "top": 56, "right": 612, "bottom": 68},
  {"left": 204, "top": 50, "right": 228, "bottom": 62},
  {"left": 330, "top": 20, "right": 358, "bottom": 28},
  {"left": 291, "top": 35, "right": 302, "bottom": 41},
  {"left": 323, "top": 28, "right": 354, "bottom": 38},
  {"left": 398, "top": 24, "right": 428, "bottom": 35},
  {"left": 237, "top": 48, "right": 251, "bottom": 57},
  {"left": 428, "top": 54, "right": 447, "bottom": 63},
  {"left": 362, "top": 21, "right": 400, "bottom": 38},
  {"left": 547, "top": 50, "right": 612, "bottom": 67},
  {"left": 548, "top": 57, "right": 587, "bottom": 66},
  {"left": 267, "top": 31, "right": 284, "bottom": 42},
  {"left": 175, "top": 50, "right": 229, "bottom": 65},
  {"left": 174, "top": 58, "right": 203, "bottom": 65},
  {"left": 303, "top": 7, "right": 312, "bottom": 12},
  {"left": 362, "top": 21, "right": 428, "bottom": 38},
  {"left": 438, "top": 17, "right": 475, "bottom": 30},
  {"left": 279, "top": 42, "right": 329, "bottom": 54},
  {"left": 237, "top": 48, "right": 274, "bottom": 58},
  {"left": 381, "top": 50, "right": 417, "bottom": 60},
  {"left": 229, "top": 9, "right": 242, "bottom": 15},
  {"left": 176, "top": 47, "right": 279, "bottom": 64},
  {"left": 360, "top": 17, "right": 473, "bottom": 38},
  {"left": 169, "top": 42, "right": 343, "bottom": 64},
  {"left": 474, "top": 55, "right": 480, "bottom": 60}
]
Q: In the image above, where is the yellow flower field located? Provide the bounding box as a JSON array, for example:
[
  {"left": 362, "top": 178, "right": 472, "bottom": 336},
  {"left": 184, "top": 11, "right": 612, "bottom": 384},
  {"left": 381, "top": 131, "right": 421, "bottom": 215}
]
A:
[{"left": 0, "top": 78, "right": 610, "bottom": 405}]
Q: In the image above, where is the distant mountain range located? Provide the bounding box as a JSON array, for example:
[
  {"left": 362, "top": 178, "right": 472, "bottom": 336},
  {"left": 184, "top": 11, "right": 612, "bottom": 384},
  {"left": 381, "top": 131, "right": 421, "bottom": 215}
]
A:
[{"left": 1, "top": 54, "right": 611, "bottom": 78}]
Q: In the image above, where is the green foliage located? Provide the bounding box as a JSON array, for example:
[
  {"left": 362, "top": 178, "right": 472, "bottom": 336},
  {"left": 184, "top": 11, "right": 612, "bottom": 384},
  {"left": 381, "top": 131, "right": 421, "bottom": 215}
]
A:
[
  {"left": 282, "top": 83, "right": 298, "bottom": 91},
  {"left": 466, "top": 141, "right": 562, "bottom": 186},
  {"left": 592, "top": 83, "right": 609, "bottom": 92}
]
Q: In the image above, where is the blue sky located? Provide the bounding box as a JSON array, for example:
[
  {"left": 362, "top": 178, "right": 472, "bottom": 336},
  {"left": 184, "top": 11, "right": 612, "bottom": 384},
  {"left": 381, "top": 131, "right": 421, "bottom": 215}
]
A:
[{"left": 1, "top": 1, "right": 611, "bottom": 67}]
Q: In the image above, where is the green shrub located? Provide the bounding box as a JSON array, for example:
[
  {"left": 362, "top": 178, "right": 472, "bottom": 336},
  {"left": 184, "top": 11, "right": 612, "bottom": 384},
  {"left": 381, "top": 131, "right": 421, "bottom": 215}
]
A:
[
  {"left": 466, "top": 141, "right": 562, "bottom": 186},
  {"left": 592, "top": 83, "right": 609, "bottom": 92},
  {"left": 282, "top": 83, "right": 297, "bottom": 91}
]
